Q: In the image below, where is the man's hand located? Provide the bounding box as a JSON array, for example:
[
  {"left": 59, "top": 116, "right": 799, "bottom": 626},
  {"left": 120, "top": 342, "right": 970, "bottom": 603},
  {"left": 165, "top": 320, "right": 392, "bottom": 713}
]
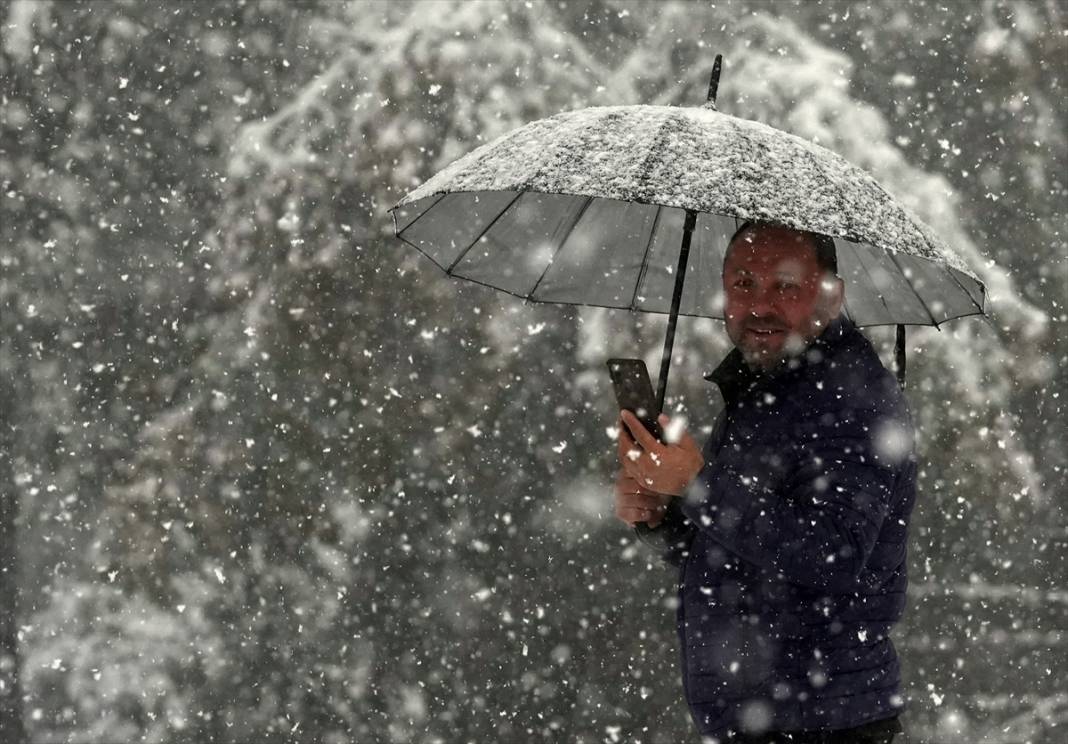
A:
[
  {"left": 616, "top": 409, "right": 704, "bottom": 498},
  {"left": 614, "top": 471, "right": 673, "bottom": 528}
]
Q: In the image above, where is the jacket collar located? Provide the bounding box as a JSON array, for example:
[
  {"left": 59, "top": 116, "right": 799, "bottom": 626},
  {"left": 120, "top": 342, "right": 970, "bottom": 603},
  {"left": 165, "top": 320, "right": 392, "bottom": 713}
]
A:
[{"left": 704, "top": 314, "right": 852, "bottom": 403}]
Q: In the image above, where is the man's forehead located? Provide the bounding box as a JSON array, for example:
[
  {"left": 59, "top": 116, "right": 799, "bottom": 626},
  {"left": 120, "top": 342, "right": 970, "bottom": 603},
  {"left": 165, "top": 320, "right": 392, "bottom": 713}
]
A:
[
  {"left": 733, "top": 224, "right": 815, "bottom": 248},
  {"left": 725, "top": 252, "right": 812, "bottom": 275}
]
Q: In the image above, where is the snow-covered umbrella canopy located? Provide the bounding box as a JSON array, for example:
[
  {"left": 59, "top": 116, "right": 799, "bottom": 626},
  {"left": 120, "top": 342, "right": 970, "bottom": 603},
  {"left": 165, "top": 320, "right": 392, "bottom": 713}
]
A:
[{"left": 389, "top": 59, "right": 988, "bottom": 402}]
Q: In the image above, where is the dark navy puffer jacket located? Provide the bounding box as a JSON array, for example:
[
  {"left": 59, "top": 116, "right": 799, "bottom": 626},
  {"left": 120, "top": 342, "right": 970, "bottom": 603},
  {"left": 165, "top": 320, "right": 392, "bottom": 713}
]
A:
[{"left": 647, "top": 315, "right": 917, "bottom": 740}]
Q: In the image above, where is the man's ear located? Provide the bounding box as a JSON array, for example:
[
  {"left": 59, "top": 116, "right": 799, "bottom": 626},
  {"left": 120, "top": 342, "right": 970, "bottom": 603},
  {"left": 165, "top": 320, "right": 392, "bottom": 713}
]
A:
[{"left": 821, "top": 273, "right": 845, "bottom": 318}]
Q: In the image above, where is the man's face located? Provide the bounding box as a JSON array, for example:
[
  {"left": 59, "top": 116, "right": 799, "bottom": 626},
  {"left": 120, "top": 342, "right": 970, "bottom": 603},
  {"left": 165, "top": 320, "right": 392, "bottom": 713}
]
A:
[{"left": 723, "top": 226, "right": 844, "bottom": 371}]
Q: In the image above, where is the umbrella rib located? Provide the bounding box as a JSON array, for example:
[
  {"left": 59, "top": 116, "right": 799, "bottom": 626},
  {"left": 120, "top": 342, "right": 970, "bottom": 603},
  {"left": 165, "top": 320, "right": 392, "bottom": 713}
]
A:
[
  {"left": 393, "top": 193, "right": 447, "bottom": 236},
  {"left": 886, "top": 251, "right": 941, "bottom": 328},
  {"left": 444, "top": 268, "right": 719, "bottom": 319},
  {"left": 944, "top": 267, "right": 989, "bottom": 318},
  {"left": 634, "top": 113, "right": 678, "bottom": 197},
  {"left": 445, "top": 191, "right": 525, "bottom": 275},
  {"left": 899, "top": 190, "right": 988, "bottom": 321},
  {"left": 840, "top": 300, "right": 855, "bottom": 325},
  {"left": 395, "top": 233, "right": 450, "bottom": 273},
  {"left": 526, "top": 195, "right": 595, "bottom": 301},
  {"left": 629, "top": 205, "right": 662, "bottom": 311},
  {"left": 851, "top": 246, "right": 899, "bottom": 325},
  {"left": 865, "top": 174, "right": 974, "bottom": 280},
  {"left": 799, "top": 143, "right": 873, "bottom": 253}
]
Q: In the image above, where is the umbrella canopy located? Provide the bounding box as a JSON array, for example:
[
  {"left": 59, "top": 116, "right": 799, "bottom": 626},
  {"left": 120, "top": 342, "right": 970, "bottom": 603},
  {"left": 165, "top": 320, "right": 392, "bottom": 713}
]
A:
[{"left": 389, "top": 59, "right": 987, "bottom": 404}]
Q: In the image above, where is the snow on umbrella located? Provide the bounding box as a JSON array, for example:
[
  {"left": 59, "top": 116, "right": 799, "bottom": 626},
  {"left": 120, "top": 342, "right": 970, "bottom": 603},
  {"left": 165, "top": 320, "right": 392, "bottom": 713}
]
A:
[{"left": 389, "top": 56, "right": 988, "bottom": 408}]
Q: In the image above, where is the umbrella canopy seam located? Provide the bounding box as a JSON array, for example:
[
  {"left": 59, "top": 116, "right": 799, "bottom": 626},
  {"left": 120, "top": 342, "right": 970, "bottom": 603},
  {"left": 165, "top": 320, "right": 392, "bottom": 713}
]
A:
[
  {"left": 527, "top": 195, "right": 596, "bottom": 302},
  {"left": 634, "top": 110, "right": 681, "bottom": 203},
  {"left": 630, "top": 205, "right": 663, "bottom": 312},
  {"left": 445, "top": 191, "right": 525, "bottom": 275},
  {"left": 945, "top": 267, "right": 989, "bottom": 319},
  {"left": 852, "top": 244, "right": 902, "bottom": 326},
  {"left": 887, "top": 250, "right": 942, "bottom": 328},
  {"left": 393, "top": 192, "right": 447, "bottom": 235}
]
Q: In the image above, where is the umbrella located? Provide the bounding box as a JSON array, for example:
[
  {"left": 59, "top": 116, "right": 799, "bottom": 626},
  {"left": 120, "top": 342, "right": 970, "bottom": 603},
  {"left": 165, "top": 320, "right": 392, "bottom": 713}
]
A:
[{"left": 388, "top": 55, "right": 988, "bottom": 411}]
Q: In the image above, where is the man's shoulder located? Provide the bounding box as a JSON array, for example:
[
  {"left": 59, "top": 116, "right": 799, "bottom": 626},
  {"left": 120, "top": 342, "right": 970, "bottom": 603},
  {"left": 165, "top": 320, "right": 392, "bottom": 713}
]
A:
[
  {"left": 840, "top": 325, "right": 910, "bottom": 413},
  {"left": 788, "top": 324, "right": 911, "bottom": 425}
]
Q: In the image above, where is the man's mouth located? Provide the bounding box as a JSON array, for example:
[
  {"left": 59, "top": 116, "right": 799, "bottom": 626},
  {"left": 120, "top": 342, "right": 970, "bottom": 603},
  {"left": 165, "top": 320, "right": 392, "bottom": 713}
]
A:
[{"left": 746, "top": 327, "right": 785, "bottom": 336}]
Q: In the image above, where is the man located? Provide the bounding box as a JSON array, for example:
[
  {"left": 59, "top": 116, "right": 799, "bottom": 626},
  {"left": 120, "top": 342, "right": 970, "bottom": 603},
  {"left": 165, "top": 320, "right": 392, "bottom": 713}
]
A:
[{"left": 614, "top": 222, "right": 915, "bottom": 744}]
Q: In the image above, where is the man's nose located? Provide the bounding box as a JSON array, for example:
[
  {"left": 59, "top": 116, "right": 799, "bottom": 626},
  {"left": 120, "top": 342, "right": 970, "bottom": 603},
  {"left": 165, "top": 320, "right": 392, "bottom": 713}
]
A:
[{"left": 747, "top": 287, "right": 779, "bottom": 317}]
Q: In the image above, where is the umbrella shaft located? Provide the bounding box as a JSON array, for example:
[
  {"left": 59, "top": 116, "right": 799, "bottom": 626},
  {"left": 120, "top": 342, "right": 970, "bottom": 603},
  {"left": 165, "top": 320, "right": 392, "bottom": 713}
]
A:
[
  {"left": 657, "top": 209, "right": 697, "bottom": 413},
  {"left": 895, "top": 324, "right": 907, "bottom": 390}
]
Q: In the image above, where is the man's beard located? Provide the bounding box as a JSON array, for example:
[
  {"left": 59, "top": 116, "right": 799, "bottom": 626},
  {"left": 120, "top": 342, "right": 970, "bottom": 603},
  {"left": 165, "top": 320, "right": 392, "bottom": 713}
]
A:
[{"left": 740, "top": 330, "right": 810, "bottom": 371}]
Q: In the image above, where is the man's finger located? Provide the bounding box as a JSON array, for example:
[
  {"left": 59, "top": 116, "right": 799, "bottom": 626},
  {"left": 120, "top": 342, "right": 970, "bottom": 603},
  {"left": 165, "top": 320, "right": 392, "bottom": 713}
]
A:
[
  {"left": 658, "top": 412, "right": 692, "bottom": 449},
  {"left": 616, "top": 419, "right": 643, "bottom": 468},
  {"left": 615, "top": 471, "right": 642, "bottom": 492},
  {"left": 616, "top": 416, "right": 633, "bottom": 454},
  {"left": 615, "top": 471, "right": 661, "bottom": 499},
  {"left": 619, "top": 453, "right": 644, "bottom": 482},
  {"left": 621, "top": 409, "right": 660, "bottom": 452},
  {"left": 616, "top": 490, "right": 667, "bottom": 511}
]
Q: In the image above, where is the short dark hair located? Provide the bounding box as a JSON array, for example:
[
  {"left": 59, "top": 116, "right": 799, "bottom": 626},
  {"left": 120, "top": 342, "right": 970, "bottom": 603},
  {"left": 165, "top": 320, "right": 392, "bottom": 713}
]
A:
[{"left": 727, "top": 221, "right": 838, "bottom": 276}]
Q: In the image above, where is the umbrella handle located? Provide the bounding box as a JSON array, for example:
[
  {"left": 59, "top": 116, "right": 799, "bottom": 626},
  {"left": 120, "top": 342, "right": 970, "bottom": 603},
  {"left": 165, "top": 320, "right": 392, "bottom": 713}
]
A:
[
  {"left": 632, "top": 522, "right": 657, "bottom": 545},
  {"left": 706, "top": 54, "right": 723, "bottom": 107},
  {"left": 895, "top": 324, "right": 906, "bottom": 390}
]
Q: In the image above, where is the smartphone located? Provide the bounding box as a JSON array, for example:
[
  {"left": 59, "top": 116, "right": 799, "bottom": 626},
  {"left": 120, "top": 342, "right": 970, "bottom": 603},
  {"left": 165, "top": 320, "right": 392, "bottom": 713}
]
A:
[{"left": 606, "top": 358, "right": 664, "bottom": 444}]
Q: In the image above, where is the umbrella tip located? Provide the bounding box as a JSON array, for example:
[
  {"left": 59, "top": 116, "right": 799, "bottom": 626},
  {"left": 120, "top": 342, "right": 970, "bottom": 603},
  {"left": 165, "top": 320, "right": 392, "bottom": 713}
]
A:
[{"left": 705, "top": 54, "right": 723, "bottom": 110}]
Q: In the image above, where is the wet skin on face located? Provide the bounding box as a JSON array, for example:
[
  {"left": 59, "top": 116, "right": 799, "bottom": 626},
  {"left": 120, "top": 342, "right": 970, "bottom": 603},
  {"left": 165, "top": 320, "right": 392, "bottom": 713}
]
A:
[{"left": 723, "top": 225, "right": 845, "bottom": 371}]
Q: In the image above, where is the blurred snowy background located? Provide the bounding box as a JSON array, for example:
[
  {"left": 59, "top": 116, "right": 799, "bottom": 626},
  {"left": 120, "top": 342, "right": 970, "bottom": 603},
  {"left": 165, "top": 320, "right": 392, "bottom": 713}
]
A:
[{"left": 1, "top": 1, "right": 1065, "bottom": 742}]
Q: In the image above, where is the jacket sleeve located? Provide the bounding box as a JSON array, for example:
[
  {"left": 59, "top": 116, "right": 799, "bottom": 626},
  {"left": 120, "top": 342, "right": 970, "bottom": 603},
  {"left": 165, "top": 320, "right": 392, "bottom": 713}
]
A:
[
  {"left": 676, "top": 408, "right": 906, "bottom": 592},
  {"left": 632, "top": 497, "right": 696, "bottom": 568}
]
